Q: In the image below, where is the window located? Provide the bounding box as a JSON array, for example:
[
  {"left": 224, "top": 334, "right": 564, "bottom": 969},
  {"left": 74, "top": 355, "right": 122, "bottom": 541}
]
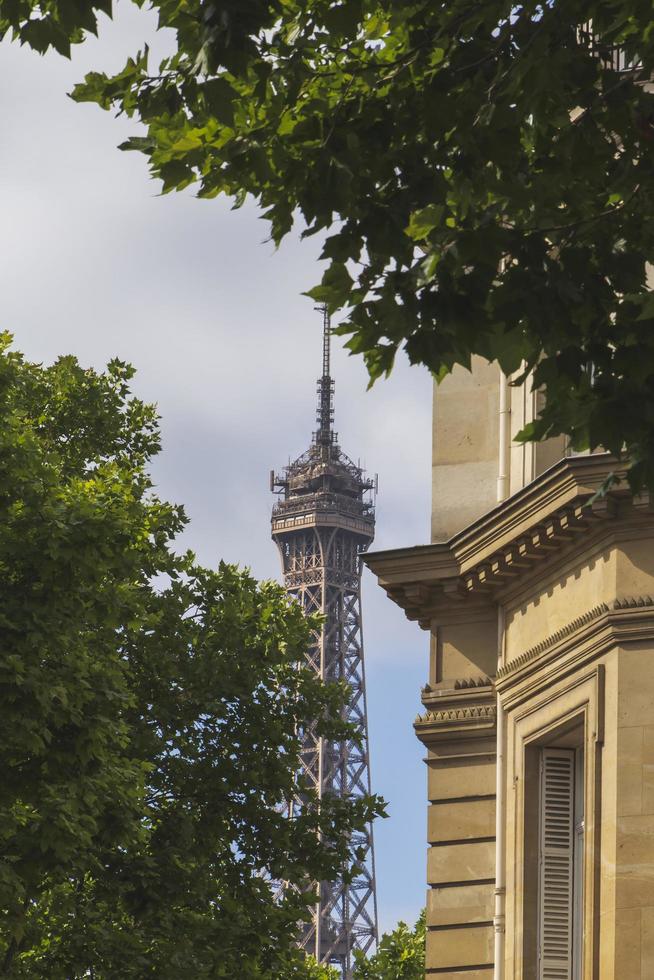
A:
[{"left": 538, "top": 747, "right": 584, "bottom": 980}]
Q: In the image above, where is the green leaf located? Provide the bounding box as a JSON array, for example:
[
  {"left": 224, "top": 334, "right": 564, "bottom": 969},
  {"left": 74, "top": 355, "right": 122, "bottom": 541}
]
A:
[
  {"left": 202, "top": 77, "right": 235, "bottom": 127},
  {"left": 305, "top": 263, "right": 354, "bottom": 312},
  {"left": 406, "top": 205, "right": 445, "bottom": 241}
]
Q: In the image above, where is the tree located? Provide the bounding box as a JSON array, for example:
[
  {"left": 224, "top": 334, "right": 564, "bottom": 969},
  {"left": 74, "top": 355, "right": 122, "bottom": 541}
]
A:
[
  {"left": 303, "top": 959, "right": 340, "bottom": 980},
  {"left": 5, "top": 3, "right": 654, "bottom": 487},
  {"left": 0, "top": 334, "right": 382, "bottom": 978},
  {"left": 46, "top": 0, "right": 654, "bottom": 493},
  {"left": 353, "top": 911, "right": 425, "bottom": 980}
]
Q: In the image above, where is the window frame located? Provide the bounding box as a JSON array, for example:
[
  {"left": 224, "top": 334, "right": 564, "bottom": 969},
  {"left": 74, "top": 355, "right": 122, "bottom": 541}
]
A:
[{"left": 503, "top": 665, "right": 603, "bottom": 980}]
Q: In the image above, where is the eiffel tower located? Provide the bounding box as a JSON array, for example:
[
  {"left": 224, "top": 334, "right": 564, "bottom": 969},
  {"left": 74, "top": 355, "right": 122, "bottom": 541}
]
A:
[{"left": 270, "top": 308, "right": 378, "bottom": 977}]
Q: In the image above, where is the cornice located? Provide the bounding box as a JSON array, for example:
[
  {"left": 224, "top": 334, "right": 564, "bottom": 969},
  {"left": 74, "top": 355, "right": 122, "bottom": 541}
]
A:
[
  {"left": 414, "top": 682, "right": 496, "bottom": 745},
  {"left": 416, "top": 703, "right": 497, "bottom": 726},
  {"left": 449, "top": 452, "right": 623, "bottom": 570},
  {"left": 414, "top": 702, "right": 497, "bottom": 745},
  {"left": 364, "top": 454, "right": 644, "bottom": 625}
]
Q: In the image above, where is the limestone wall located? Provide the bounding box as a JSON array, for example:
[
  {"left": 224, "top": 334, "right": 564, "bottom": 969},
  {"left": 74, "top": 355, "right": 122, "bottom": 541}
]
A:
[
  {"left": 424, "top": 735, "right": 496, "bottom": 979},
  {"left": 431, "top": 357, "right": 501, "bottom": 542},
  {"left": 431, "top": 359, "right": 566, "bottom": 542}
]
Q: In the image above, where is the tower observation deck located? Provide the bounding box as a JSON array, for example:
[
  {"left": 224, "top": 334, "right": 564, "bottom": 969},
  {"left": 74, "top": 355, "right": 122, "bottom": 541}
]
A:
[{"left": 270, "top": 307, "right": 378, "bottom": 977}]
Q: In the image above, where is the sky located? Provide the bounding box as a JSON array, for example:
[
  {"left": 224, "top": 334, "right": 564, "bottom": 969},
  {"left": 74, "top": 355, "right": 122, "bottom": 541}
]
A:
[{"left": 0, "top": 3, "right": 433, "bottom": 934}]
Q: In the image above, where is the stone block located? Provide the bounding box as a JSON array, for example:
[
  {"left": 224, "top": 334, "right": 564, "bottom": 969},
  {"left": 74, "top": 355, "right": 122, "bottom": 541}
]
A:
[
  {"left": 428, "top": 839, "right": 495, "bottom": 886},
  {"left": 439, "top": 621, "right": 498, "bottom": 682},
  {"left": 619, "top": 724, "right": 644, "bottom": 762},
  {"left": 618, "top": 761, "right": 643, "bottom": 817},
  {"left": 615, "top": 814, "right": 654, "bottom": 909},
  {"left": 432, "top": 460, "right": 499, "bottom": 542},
  {"left": 642, "top": 726, "right": 654, "bottom": 766},
  {"left": 642, "top": 728, "right": 654, "bottom": 815},
  {"left": 427, "top": 882, "right": 494, "bottom": 927},
  {"left": 613, "top": 908, "right": 641, "bottom": 979},
  {"left": 642, "top": 907, "right": 654, "bottom": 978},
  {"left": 616, "top": 539, "right": 654, "bottom": 595},
  {"left": 433, "top": 358, "right": 500, "bottom": 468},
  {"left": 427, "top": 738, "right": 496, "bottom": 762},
  {"left": 618, "top": 651, "right": 654, "bottom": 728},
  {"left": 428, "top": 757, "right": 496, "bottom": 802},
  {"left": 426, "top": 923, "right": 493, "bottom": 970},
  {"left": 428, "top": 798, "right": 496, "bottom": 844},
  {"left": 643, "top": 764, "right": 654, "bottom": 816}
]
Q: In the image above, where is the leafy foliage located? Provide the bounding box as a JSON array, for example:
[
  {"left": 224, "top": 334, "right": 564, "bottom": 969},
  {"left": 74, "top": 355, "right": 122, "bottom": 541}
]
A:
[
  {"left": 353, "top": 910, "right": 425, "bottom": 979},
  {"left": 0, "top": 0, "right": 113, "bottom": 56},
  {"left": 62, "top": 0, "right": 654, "bottom": 491},
  {"left": 303, "top": 958, "right": 340, "bottom": 980},
  {"left": 0, "top": 334, "right": 383, "bottom": 978}
]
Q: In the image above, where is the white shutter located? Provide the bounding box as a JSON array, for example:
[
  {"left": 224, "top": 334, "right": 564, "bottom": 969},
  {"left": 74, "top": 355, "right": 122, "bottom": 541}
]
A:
[{"left": 538, "top": 748, "right": 575, "bottom": 980}]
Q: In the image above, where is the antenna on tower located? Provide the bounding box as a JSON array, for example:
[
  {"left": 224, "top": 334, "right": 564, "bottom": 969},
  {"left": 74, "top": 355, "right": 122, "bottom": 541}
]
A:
[
  {"left": 322, "top": 303, "right": 331, "bottom": 379},
  {"left": 315, "top": 304, "right": 335, "bottom": 449}
]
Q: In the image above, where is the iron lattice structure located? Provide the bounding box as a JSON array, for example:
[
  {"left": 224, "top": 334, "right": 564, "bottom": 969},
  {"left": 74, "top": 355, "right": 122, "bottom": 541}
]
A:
[{"left": 270, "top": 308, "right": 378, "bottom": 977}]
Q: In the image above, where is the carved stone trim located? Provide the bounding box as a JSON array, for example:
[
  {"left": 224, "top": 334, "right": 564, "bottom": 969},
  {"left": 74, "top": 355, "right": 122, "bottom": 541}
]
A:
[
  {"left": 414, "top": 697, "right": 497, "bottom": 746},
  {"left": 364, "top": 454, "right": 631, "bottom": 628},
  {"left": 497, "top": 597, "right": 654, "bottom": 709},
  {"left": 499, "top": 596, "right": 654, "bottom": 681},
  {"left": 416, "top": 704, "right": 497, "bottom": 725},
  {"left": 422, "top": 675, "right": 493, "bottom": 695},
  {"left": 498, "top": 604, "right": 610, "bottom": 678},
  {"left": 453, "top": 675, "right": 493, "bottom": 690},
  {"left": 460, "top": 499, "right": 614, "bottom": 596},
  {"left": 371, "top": 494, "right": 621, "bottom": 625},
  {"left": 613, "top": 594, "right": 654, "bottom": 610}
]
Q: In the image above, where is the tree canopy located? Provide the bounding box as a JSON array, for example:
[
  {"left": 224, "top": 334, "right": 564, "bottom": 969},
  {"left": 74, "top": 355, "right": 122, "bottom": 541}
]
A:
[
  {"left": 40, "top": 0, "right": 650, "bottom": 492},
  {"left": 3, "top": 2, "right": 654, "bottom": 486},
  {"left": 0, "top": 335, "right": 382, "bottom": 978},
  {"left": 353, "top": 910, "right": 425, "bottom": 979}
]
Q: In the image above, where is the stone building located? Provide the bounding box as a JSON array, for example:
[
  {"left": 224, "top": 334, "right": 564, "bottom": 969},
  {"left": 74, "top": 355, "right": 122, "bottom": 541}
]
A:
[{"left": 366, "top": 359, "right": 654, "bottom": 979}]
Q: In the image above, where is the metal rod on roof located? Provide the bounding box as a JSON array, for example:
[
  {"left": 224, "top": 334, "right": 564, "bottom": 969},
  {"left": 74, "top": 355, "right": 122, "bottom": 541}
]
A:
[
  {"left": 322, "top": 303, "right": 331, "bottom": 380},
  {"left": 316, "top": 305, "right": 334, "bottom": 447}
]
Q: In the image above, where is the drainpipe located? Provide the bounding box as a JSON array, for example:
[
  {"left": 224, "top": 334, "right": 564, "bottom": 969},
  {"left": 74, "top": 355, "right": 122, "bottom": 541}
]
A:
[
  {"left": 494, "top": 375, "right": 510, "bottom": 980},
  {"left": 497, "top": 371, "right": 511, "bottom": 502},
  {"left": 493, "top": 607, "right": 506, "bottom": 980}
]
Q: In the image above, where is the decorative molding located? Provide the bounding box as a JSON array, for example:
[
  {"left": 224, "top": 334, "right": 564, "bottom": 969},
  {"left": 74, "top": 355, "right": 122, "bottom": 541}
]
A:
[
  {"left": 451, "top": 454, "right": 622, "bottom": 567},
  {"left": 498, "top": 604, "right": 610, "bottom": 678},
  {"left": 497, "top": 597, "right": 654, "bottom": 710},
  {"left": 415, "top": 704, "right": 497, "bottom": 726},
  {"left": 453, "top": 675, "right": 493, "bottom": 690},
  {"left": 414, "top": 682, "right": 497, "bottom": 745},
  {"left": 499, "top": 595, "right": 654, "bottom": 681},
  {"left": 459, "top": 499, "right": 614, "bottom": 596},
  {"left": 376, "top": 496, "right": 617, "bottom": 624},
  {"left": 414, "top": 682, "right": 498, "bottom": 747},
  {"left": 613, "top": 594, "right": 654, "bottom": 609},
  {"left": 422, "top": 675, "right": 492, "bottom": 695},
  {"left": 365, "top": 456, "right": 635, "bottom": 627}
]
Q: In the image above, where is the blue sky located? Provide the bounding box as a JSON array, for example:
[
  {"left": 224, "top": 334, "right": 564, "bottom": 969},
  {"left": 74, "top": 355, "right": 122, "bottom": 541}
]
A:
[{"left": 0, "top": 2, "right": 433, "bottom": 934}]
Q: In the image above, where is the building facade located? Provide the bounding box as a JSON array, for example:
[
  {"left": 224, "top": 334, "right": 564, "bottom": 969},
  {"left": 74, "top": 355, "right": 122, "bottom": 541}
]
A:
[{"left": 366, "top": 358, "right": 654, "bottom": 979}]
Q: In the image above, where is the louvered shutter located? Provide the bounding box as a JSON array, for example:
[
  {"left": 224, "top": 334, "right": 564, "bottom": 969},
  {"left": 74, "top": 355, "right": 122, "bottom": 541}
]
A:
[{"left": 538, "top": 748, "right": 575, "bottom": 980}]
